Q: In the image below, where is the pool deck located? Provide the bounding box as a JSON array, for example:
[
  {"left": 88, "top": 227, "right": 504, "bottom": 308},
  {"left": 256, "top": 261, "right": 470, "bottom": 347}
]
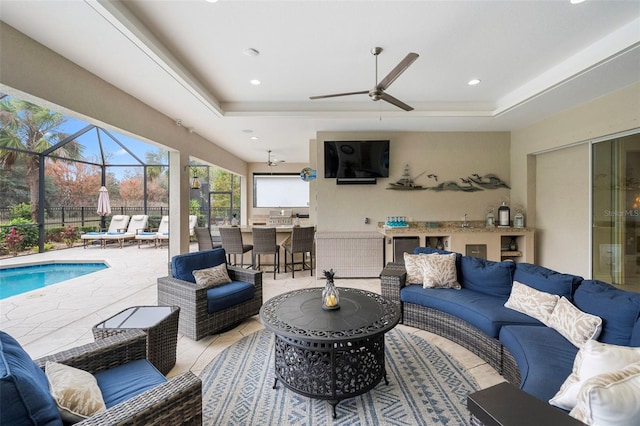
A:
[{"left": 0, "top": 243, "right": 503, "bottom": 389}]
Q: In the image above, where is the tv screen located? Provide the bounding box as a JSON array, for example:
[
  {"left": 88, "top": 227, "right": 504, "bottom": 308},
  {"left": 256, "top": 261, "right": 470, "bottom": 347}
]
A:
[{"left": 324, "top": 140, "right": 390, "bottom": 178}]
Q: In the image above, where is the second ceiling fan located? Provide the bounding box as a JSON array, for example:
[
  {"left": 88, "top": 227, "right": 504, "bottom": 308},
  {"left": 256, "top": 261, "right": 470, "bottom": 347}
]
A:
[{"left": 310, "top": 47, "right": 419, "bottom": 111}]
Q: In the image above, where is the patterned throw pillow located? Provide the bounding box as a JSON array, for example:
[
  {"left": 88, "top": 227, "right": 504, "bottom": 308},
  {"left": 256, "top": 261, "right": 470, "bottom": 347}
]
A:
[
  {"left": 404, "top": 253, "right": 426, "bottom": 285},
  {"left": 418, "top": 253, "right": 460, "bottom": 289},
  {"left": 569, "top": 362, "right": 640, "bottom": 426},
  {"left": 550, "top": 340, "right": 640, "bottom": 411},
  {"left": 45, "top": 361, "right": 106, "bottom": 423},
  {"left": 504, "top": 281, "right": 560, "bottom": 325},
  {"left": 547, "top": 297, "right": 602, "bottom": 348},
  {"left": 192, "top": 264, "right": 232, "bottom": 288}
]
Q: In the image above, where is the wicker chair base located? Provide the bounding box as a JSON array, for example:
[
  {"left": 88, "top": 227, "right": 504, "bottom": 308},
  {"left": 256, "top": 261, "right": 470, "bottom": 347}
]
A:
[{"left": 501, "top": 346, "right": 522, "bottom": 385}]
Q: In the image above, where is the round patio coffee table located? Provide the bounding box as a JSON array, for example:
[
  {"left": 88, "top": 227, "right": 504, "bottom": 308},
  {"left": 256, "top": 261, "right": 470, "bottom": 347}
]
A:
[{"left": 259, "top": 287, "right": 400, "bottom": 418}]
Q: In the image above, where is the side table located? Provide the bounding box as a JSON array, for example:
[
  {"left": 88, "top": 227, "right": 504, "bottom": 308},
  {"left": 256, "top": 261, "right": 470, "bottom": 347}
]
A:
[{"left": 93, "top": 305, "right": 179, "bottom": 375}]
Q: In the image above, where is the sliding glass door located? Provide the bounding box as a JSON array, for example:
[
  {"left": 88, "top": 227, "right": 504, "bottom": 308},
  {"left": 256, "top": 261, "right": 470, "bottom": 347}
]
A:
[{"left": 592, "top": 133, "right": 640, "bottom": 288}]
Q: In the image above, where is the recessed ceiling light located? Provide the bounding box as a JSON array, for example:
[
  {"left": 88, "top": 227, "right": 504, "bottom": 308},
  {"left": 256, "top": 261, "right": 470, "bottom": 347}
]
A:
[
  {"left": 570, "top": 0, "right": 585, "bottom": 4},
  {"left": 250, "top": 79, "right": 261, "bottom": 86},
  {"left": 251, "top": 136, "right": 259, "bottom": 140},
  {"left": 205, "top": 0, "right": 219, "bottom": 3},
  {"left": 468, "top": 79, "right": 481, "bottom": 86},
  {"left": 243, "top": 48, "right": 260, "bottom": 57}
]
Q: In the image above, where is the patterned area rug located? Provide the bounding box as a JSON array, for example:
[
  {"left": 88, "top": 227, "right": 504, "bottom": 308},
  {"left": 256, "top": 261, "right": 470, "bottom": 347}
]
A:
[{"left": 200, "top": 328, "right": 478, "bottom": 425}]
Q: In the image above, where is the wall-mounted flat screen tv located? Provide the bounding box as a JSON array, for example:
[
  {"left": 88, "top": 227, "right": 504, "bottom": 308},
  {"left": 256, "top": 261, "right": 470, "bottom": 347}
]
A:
[{"left": 324, "top": 140, "right": 390, "bottom": 178}]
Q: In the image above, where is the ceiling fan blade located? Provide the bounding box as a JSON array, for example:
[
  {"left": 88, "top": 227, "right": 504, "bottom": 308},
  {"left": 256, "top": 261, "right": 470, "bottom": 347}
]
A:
[
  {"left": 377, "top": 52, "right": 419, "bottom": 91},
  {"left": 379, "top": 92, "right": 414, "bottom": 111},
  {"left": 310, "top": 90, "right": 369, "bottom": 100}
]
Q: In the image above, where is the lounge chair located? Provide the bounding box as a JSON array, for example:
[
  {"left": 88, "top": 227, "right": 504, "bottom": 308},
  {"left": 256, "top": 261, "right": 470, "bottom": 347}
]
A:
[
  {"left": 188, "top": 215, "right": 198, "bottom": 237},
  {"left": 80, "top": 215, "right": 130, "bottom": 248},
  {"left": 135, "top": 215, "right": 169, "bottom": 248},
  {"left": 101, "top": 215, "right": 148, "bottom": 248}
]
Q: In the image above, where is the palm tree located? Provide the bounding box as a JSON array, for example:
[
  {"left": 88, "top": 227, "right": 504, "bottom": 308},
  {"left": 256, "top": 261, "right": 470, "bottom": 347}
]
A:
[{"left": 0, "top": 97, "right": 82, "bottom": 222}]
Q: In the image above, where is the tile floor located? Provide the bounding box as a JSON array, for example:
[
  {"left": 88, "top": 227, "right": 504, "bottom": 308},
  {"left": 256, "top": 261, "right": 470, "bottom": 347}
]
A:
[{"left": 0, "top": 243, "right": 505, "bottom": 390}]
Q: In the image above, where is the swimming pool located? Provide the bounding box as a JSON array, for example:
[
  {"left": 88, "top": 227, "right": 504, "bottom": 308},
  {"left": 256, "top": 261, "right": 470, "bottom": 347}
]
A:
[{"left": 0, "top": 262, "right": 108, "bottom": 299}]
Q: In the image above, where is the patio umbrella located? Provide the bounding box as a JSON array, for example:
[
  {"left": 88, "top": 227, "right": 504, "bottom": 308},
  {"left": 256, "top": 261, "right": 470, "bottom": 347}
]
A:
[{"left": 97, "top": 186, "right": 111, "bottom": 217}]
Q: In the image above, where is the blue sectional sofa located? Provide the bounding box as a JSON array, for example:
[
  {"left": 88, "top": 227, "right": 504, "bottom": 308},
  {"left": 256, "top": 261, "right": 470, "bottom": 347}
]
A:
[{"left": 379, "top": 247, "right": 640, "bottom": 406}]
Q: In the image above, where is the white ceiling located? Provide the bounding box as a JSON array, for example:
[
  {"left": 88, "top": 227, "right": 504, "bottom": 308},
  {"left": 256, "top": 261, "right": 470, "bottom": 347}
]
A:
[{"left": 1, "top": 0, "right": 639, "bottom": 164}]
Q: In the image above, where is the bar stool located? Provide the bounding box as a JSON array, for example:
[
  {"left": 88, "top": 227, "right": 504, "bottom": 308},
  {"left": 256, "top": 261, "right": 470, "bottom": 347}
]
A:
[
  {"left": 194, "top": 227, "right": 222, "bottom": 251},
  {"left": 251, "top": 227, "right": 280, "bottom": 279},
  {"left": 282, "top": 226, "right": 315, "bottom": 278},
  {"left": 219, "top": 227, "right": 253, "bottom": 268}
]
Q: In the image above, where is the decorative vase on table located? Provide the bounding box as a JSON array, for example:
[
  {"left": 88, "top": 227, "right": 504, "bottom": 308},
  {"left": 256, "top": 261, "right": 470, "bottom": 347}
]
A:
[{"left": 322, "top": 269, "right": 340, "bottom": 310}]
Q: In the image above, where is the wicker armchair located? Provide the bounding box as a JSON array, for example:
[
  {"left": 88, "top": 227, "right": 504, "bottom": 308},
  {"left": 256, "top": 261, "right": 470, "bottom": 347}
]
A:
[
  {"left": 33, "top": 330, "right": 202, "bottom": 425},
  {"left": 157, "top": 249, "right": 263, "bottom": 340}
]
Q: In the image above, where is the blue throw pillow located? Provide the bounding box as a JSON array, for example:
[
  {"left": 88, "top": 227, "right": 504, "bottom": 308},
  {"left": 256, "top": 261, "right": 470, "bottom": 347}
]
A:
[
  {"left": 0, "top": 332, "right": 62, "bottom": 426},
  {"left": 513, "top": 263, "right": 582, "bottom": 300},
  {"left": 171, "top": 248, "right": 227, "bottom": 283},
  {"left": 573, "top": 280, "right": 640, "bottom": 346},
  {"left": 459, "top": 256, "right": 515, "bottom": 298}
]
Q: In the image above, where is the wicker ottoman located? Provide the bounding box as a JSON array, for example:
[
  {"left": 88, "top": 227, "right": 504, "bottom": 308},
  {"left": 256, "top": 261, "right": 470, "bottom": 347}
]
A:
[{"left": 93, "top": 305, "right": 179, "bottom": 375}]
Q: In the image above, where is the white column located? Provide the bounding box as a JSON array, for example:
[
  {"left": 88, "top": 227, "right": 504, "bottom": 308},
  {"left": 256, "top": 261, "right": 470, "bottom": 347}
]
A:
[{"left": 169, "top": 151, "right": 190, "bottom": 261}]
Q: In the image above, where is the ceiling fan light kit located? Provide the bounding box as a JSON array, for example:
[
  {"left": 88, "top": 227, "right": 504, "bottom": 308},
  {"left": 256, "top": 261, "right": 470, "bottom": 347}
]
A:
[
  {"left": 310, "top": 47, "right": 419, "bottom": 111},
  {"left": 267, "top": 150, "right": 285, "bottom": 167}
]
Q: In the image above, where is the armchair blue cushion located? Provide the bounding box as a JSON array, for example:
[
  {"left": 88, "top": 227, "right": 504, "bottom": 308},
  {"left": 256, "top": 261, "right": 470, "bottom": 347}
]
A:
[
  {"left": 171, "top": 249, "right": 227, "bottom": 283},
  {"left": 0, "top": 332, "right": 61, "bottom": 426},
  {"left": 94, "top": 359, "right": 166, "bottom": 408}
]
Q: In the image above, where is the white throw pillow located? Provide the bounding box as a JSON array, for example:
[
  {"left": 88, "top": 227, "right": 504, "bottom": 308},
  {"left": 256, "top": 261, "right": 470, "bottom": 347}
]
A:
[
  {"left": 569, "top": 362, "right": 640, "bottom": 426},
  {"left": 45, "top": 361, "right": 106, "bottom": 423},
  {"left": 547, "top": 297, "right": 602, "bottom": 348},
  {"left": 192, "top": 263, "right": 232, "bottom": 288},
  {"left": 550, "top": 340, "right": 640, "bottom": 411},
  {"left": 418, "top": 253, "right": 460, "bottom": 289},
  {"left": 504, "top": 280, "right": 560, "bottom": 325},
  {"left": 404, "top": 253, "right": 426, "bottom": 285}
]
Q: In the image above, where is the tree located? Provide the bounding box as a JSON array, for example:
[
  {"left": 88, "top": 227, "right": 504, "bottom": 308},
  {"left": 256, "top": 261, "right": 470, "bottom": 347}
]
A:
[{"left": 0, "top": 98, "right": 82, "bottom": 222}]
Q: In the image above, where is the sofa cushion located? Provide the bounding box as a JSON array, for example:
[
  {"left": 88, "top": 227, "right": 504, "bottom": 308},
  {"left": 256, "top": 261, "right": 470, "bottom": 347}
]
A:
[
  {"left": 504, "top": 281, "right": 559, "bottom": 326},
  {"left": 550, "top": 340, "right": 640, "bottom": 411},
  {"left": 569, "top": 361, "right": 640, "bottom": 426},
  {"left": 547, "top": 297, "right": 602, "bottom": 348},
  {"left": 401, "top": 285, "right": 540, "bottom": 337},
  {"left": 573, "top": 280, "right": 640, "bottom": 346},
  {"left": 207, "top": 281, "right": 255, "bottom": 314},
  {"left": 0, "top": 332, "right": 62, "bottom": 426},
  {"left": 94, "top": 359, "right": 166, "bottom": 408},
  {"left": 513, "top": 263, "right": 582, "bottom": 300},
  {"left": 459, "top": 256, "right": 515, "bottom": 298},
  {"left": 171, "top": 248, "right": 227, "bottom": 283},
  {"left": 419, "top": 253, "right": 461, "bottom": 289},
  {"left": 632, "top": 317, "right": 640, "bottom": 346},
  {"left": 414, "top": 247, "right": 462, "bottom": 278},
  {"left": 500, "top": 325, "right": 579, "bottom": 403},
  {"left": 45, "top": 361, "right": 106, "bottom": 423}
]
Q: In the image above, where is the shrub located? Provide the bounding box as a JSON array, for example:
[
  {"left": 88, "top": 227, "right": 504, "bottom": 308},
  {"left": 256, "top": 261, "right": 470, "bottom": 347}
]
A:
[
  {"left": 60, "top": 225, "right": 79, "bottom": 247},
  {"left": 10, "top": 203, "right": 31, "bottom": 221},
  {"left": 4, "top": 227, "right": 24, "bottom": 256},
  {"left": 0, "top": 218, "right": 38, "bottom": 250}
]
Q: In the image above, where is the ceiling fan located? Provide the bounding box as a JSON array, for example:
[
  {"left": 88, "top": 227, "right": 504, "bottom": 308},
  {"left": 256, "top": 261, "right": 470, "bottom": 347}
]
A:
[
  {"left": 310, "top": 47, "right": 419, "bottom": 111},
  {"left": 267, "top": 150, "right": 285, "bottom": 167}
]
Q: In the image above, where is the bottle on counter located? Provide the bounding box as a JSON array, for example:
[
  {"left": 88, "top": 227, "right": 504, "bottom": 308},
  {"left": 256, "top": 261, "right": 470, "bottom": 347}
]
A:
[{"left": 498, "top": 202, "right": 510, "bottom": 227}]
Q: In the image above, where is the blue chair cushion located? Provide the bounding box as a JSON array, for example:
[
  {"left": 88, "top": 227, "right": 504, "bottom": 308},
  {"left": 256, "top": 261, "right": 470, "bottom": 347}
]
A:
[
  {"left": 573, "top": 280, "right": 640, "bottom": 346},
  {"left": 459, "top": 256, "right": 515, "bottom": 298},
  {"left": 207, "top": 281, "right": 256, "bottom": 313},
  {"left": 632, "top": 316, "right": 640, "bottom": 346},
  {"left": 401, "top": 286, "right": 540, "bottom": 337},
  {"left": 500, "top": 325, "right": 578, "bottom": 403},
  {"left": 513, "top": 263, "right": 582, "bottom": 300},
  {"left": 171, "top": 248, "right": 227, "bottom": 283},
  {"left": 0, "top": 332, "right": 62, "bottom": 426},
  {"left": 94, "top": 359, "right": 166, "bottom": 408}
]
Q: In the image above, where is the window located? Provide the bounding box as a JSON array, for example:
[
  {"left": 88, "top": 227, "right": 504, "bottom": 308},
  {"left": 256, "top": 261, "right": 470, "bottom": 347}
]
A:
[{"left": 253, "top": 173, "right": 309, "bottom": 208}]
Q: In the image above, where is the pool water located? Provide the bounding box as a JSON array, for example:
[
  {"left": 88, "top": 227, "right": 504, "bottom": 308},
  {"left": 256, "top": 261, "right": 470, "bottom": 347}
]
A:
[{"left": 0, "top": 262, "right": 108, "bottom": 299}]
